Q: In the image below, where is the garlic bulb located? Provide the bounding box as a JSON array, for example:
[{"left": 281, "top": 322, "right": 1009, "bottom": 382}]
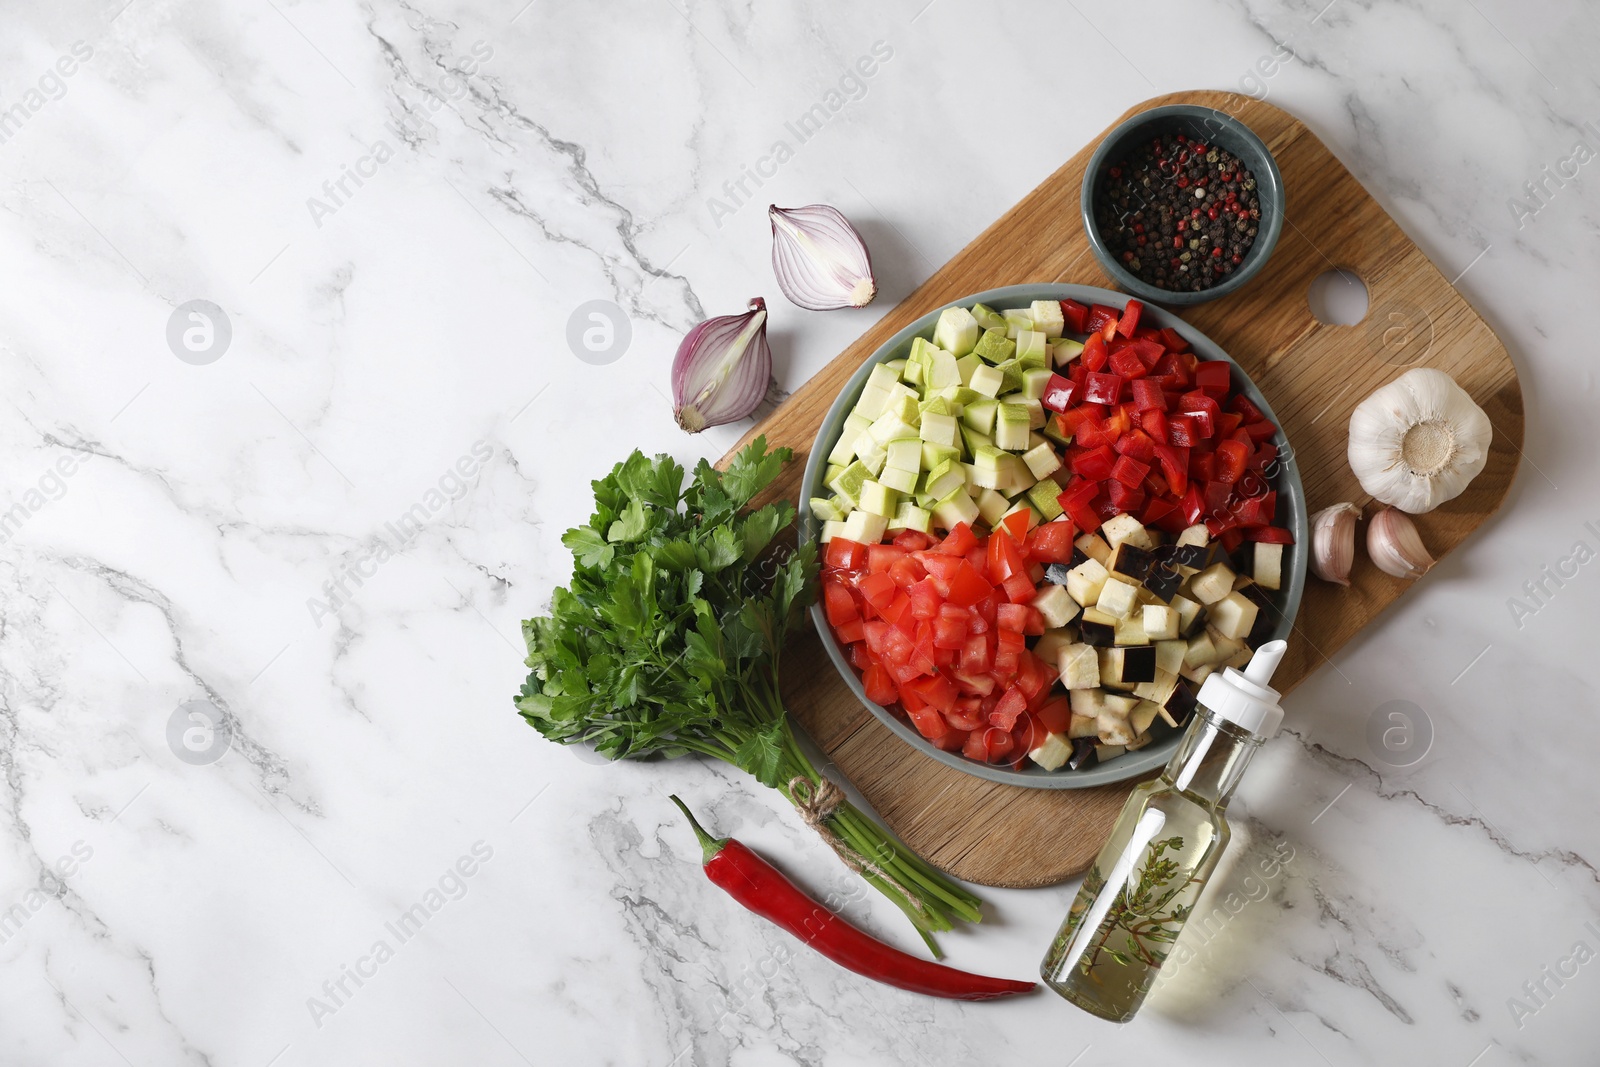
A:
[
  {"left": 1366, "top": 508, "right": 1435, "bottom": 579},
  {"left": 1347, "top": 368, "right": 1491, "bottom": 513},
  {"left": 1310, "top": 503, "right": 1360, "bottom": 586}
]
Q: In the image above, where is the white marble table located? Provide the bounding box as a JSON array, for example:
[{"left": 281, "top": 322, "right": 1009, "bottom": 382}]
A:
[{"left": 2, "top": 0, "right": 1597, "bottom": 1063}]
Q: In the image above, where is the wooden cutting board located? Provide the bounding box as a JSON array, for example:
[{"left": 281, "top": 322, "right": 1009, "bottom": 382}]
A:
[{"left": 722, "top": 91, "right": 1523, "bottom": 888}]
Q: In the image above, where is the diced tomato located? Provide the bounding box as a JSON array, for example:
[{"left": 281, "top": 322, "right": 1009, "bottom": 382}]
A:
[
  {"left": 944, "top": 560, "right": 994, "bottom": 608},
  {"left": 981, "top": 727, "right": 1015, "bottom": 763},
  {"left": 999, "top": 511, "right": 1031, "bottom": 544},
  {"left": 962, "top": 728, "right": 989, "bottom": 761},
  {"left": 822, "top": 581, "right": 858, "bottom": 626},
  {"left": 1194, "top": 361, "right": 1232, "bottom": 398},
  {"left": 1081, "top": 332, "right": 1108, "bottom": 372},
  {"left": 1015, "top": 653, "right": 1051, "bottom": 701},
  {"left": 907, "top": 702, "right": 950, "bottom": 740},
  {"left": 909, "top": 674, "right": 958, "bottom": 714},
  {"left": 1059, "top": 298, "right": 1088, "bottom": 334},
  {"left": 1035, "top": 696, "right": 1072, "bottom": 735},
  {"left": 867, "top": 544, "right": 905, "bottom": 573},
  {"left": 1041, "top": 374, "right": 1078, "bottom": 413},
  {"left": 1084, "top": 371, "right": 1124, "bottom": 406},
  {"left": 1215, "top": 438, "right": 1250, "bottom": 484},
  {"left": 892, "top": 529, "right": 933, "bottom": 551},
  {"left": 1248, "top": 525, "right": 1296, "bottom": 544},
  {"left": 1117, "top": 299, "right": 1143, "bottom": 339},
  {"left": 855, "top": 571, "right": 897, "bottom": 610},
  {"left": 996, "top": 603, "right": 1030, "bottom": 634},
  {"left": 862, "top": 663, "right": 896, "bottom": 705},
  {"left": 908, "top": 577, "right": 943, "bottom": 619},
  {"left": 960, "top": 632, "right": 993, "bottom": 674},
  {"left": 945, "top": 697, "right": 986, "bottom": 729},
  {"left": 935, "top": 522, "right": 979, "bottom": 557},
  {"left": 1065, "top": 497, "right": 1103, "bottom": 535},
  {"left": 833, "top": 617, "right": 864, "bottom": 644},
  {"left": 989, "top": 686, "right": 1028, "bottom": 729},
  {"left": 889, "top": 555, "right": 926, "bottom": 591},
  {"left": 987, "top": 528, "right": 1027, "bottom": 582},
  {"left": 1025, "top": 521, "right": 1076, "bottom": 564},
  {"left": 930, "top": 727, "right": 967, "bottom": 752},
  {"left": 824, "top": 538, "right": 869, "bottom": 571},
  {"left": 1001, "top": 572, "right": 1036, "bottom": 604},
  {"left": 993, "top": 628, "right": 1025, "bottom": 673}
]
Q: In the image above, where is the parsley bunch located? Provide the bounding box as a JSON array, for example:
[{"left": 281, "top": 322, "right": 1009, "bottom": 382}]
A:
[{"left": 516, "top": 437, "right": 982, "bottom": 949}]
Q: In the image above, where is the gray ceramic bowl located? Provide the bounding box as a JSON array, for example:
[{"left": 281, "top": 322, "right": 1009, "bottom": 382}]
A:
[
  {"left": 800, "top": 283, "right": 1308, "bottom": 789},
  {"left": 1081, "top": 104, "right": 1284, "bottom": 307}
]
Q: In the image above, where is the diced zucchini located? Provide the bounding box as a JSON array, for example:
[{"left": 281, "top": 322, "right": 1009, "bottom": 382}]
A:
[
  {"left": 1051, "top": 337, "right": 1084, "bottom": 367},
  {"left": 962, "top": 397, "right": 999, "bottom": 434},
  {"left": 973, "top": 328, "right": 1016, "bottom": 364},
  {"left": 994, "top": 403, "right": 1032, "bottom": 450},
  {"left": 970, "top": 302, "right": 1006, "bottom": 331},
  {"left": 1015, "top": 330, "right": 1049, "bottom": 367},
  {"left": 887, "top": 501, "right": 932, "bottom": 534},
  {"left": 884, "top": 438, "right": 922, "bottom": 473},
  {"left": 976, "top": 488, "right": 1010, "bottom": 526},
  {"left": 878, "top": 465, "right": 917, "bottom": 494},
  {"left": 866, "top": 363, "right": 900, "bottom": 392},
  {"left": 931, "top": 488, "right": 980, "bottom": 531},
  {"left": 853, "top": 383, "right": 891, "bottom": 421},
  {"left": 1002, "top": 308, "right": 1035, "bottom": 339},
  {"left": 841, "top": 509, "right": 887, "bottom": 545},
  {"left": 1019, "top": 366, "right": 1055, "bottom": 400},
  {"left": 926, "top": 347, "right": 961, "bottom": 390},
  {"left": 1027, "top": 480, "right": 1065, "bottom": 521},
  {"left": 955, "top": 353, "right": 982, "bottom": 387},
  {"left": 934, "top": 306, "right": 981, "bottom": 357},
  {"left": 858, "top": 480, "right": 899, "bottom": 518},
  {"left": 808, "top": 496, "right": 845, "bottom": 522},
  {"left": 855, "top": 438, "right": 887, "bottom": 477},
  {"left": 922, "top": 459, "right": 966, "bottom": 502},
  {"left": 1030, "top": 299, "right": 1065, "bottom": 339},
  {"left": 827, "top": 411, "right": 871, "bottom": 466},
  {"left": 919, "top": 412, "right": 960, "bottom": 448},
  {"left": 968, "top": 363, "right": 1004, "bottom": 398},
  {"left": 827, "top": 460, "right": 871, "bottom": 507},
  {"left": 819, "top": 519, "right": 846, "bottom": 543}
]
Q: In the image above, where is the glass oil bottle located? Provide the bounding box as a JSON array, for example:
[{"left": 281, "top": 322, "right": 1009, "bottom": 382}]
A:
[{"left": 1040, "top": 640, "right": 1289, "bottom": 1022}]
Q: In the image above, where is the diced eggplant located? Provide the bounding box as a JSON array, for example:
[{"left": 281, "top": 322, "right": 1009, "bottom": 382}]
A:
[
  {"left": 1033, "top": 629, "right": 1078, "bottom": 669},
  {"left": 1079, "top": 617, "right": 1115, "bottom": 647},
  {"left": 1103, "top": 645, "right": 1156, "bottom": 684},
  {"left": 1075, "top": 532, "right": 1112, "bottom": 566},
  {"left": 1130, "top": 700, "right": 1161, "bottom": 735},
  {"left": 1028, "top": 731, "right": 1073, "bottom": 771},
  {"left": 1065, "top": 557, "right": 1110, "bottom": 607},
  {"left": 1043, "top": 562, "right": 1073, "bottom": 587},
  {"left": 1126, "top": 732, "right": 1153, "bottom": 752},
  {"left": 1101, "top": 512, "right": 1154, "bottom": 550},
  {"left": 1159, "top": 679, "right": 1198, "bottom": 728},
  {"left": 1058, "top": 642, "right": 1101, "bottom": 690},
  {"left": 1133, "top": 669, "right": 1179, "bottom": 705},
  {"left": 1114, "top": 613, "right": 1151, "bottom": 646},
  {"left": 1068, "top": 737, "right": 1098, "bottom": 770},
  {"left": 1253, "top": 542, "right": 1284, "bottom": 591},
  {"left": 1176, "top": 523, "right": 1210, "bottom": 548},
  {"left": 1154, "top": 639, "right": 1187, "bottom": 676},
  {"left": 1096, "top": 576, "right": 1141, "bottom": 620},
  {"left": 1171, "top": 594, "right": 1205, "bottom": 637},
  {"left": 1094, "top": 743, "right": 1127, "bottom": 763},
  {"left": 1142, "top": 557, "right": 1185, "bottom": 602},
  {"left": 1068, "top": 711, "right": 1100, "bottom": 740},
  {"left": 1069, "top": 545, "right": 1090, "bottom": 568},
  {"left": 1033, "top": 584, "right": 1081, "bottom": 629},
  {"left": 1142, "top": 604, "right": 1179, "bottom": 641},
  {"left": 1097, "top": 712, "right": 1135, "bottom": 746},
  {"left": 1209, "top": 591, "right": 1260, "bottom": 641},
  {"left": 1108, "top": 542, "right": 1154, "bottom": 583},
  {"left": 1189, "top": 562, "right": 1236, "bottom": 605}
]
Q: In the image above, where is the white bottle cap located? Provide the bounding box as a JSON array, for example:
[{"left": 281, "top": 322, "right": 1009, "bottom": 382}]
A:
[{"left": 1196, "top": 639, "right": 1289, "bottom": 739}]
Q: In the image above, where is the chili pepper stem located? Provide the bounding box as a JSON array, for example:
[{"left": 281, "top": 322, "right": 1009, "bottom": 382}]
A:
[{"left": 668, "top": 795, "right": 727, "bottom": 865}]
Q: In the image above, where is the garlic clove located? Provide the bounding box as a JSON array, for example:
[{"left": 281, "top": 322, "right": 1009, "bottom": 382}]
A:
[
  {"left": 1347, "top": 367, "right": 1492, "bottom": 514},
  {"left": 768, "top": 204, "right": 877, "bottom": 311},
  {"left": 1310, "top": 502, "right": 1361, "bottom": 586},
  {"left": 1366, "top": 507, "right": 1435, "bottom": 579},
  {"left": 672, "top": 298, "right": 772, "bottom": 433}
]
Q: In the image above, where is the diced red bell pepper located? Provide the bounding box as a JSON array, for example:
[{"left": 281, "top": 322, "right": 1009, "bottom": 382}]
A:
[
  {"left": 1247, "top": 525, "right": 1295, "bottom": 544},
  {"left": 1190, "top": 450, "right": 1216, "bottom": 482},
  {"left": 1116, "top": 299, "right": 1144, "bottom": 339},
  {"left": 1216, "top": 411, "right": 1244, "bottom": 438},
  {"left": 1114, "top": 427, "right": 1157, "bottom": 463},
  {"left": 1194, "top": 361, "right": 1232, "bottom": 398},
  {"left": 1084, "top": 371, "right": 1124, "bottom": 406},
  {"left": 1215, "top": 438, "right": 1250, "bottom": 484},
  {"left": 1055, "top": 405, "right": 1102, "bottom": 440},
  {"left": 1106, "top": 480, "right": 1146, "bottom": 513},
  {"left": 1167, "top": 413, "right": 1199, "bottom": 448},
  {"left": 1072, "top": 415, "right": 1114, "bottom": 448},
  {"left": 1230, "top": 394, "right": 1264, "bottom": 421},
  {"left": 824, "top": 538, "right": 869, "bottom": 571},
  {"left": 1249, "top": 442, "right": 1278, "bottom": 470},
  {"left": 1070, "top": 444, "right": 1116, "bottom": 481},
  {"left": 1025, "top": 520, "right": 1077, "bottom": 564},
  {"left": 1245, "top": 419, "right": 1278, "bottom": 442},
  {"left": 1109, "top": 345, "right": 1148, "bottom": 381},
  {"left": 1086, "top": 304, "right": 1120, "bottom": 335},
  {"left": 1059, "top": 298, "right": 1088, "bottom": 334},
  {"left": 1219, "top": 528, "right": 1245, "bottom": 553},
  {"left": 1041, "top": 373, "right": 1077, "bottom": 413},
  {"left": 1130, "top": 378, "right": 1167, "bottom": 412},
  {"left": 1153, "top": 444, "right": 1189, "bottom": 497},
  {"left": 1141, "top": 408, "right": 1168, "bottom": 441},
  {"left": 1160, "top": 326, "right": 1190, "bottom": 353},
  {"left": 1140, "top": 496, "right": 1178, "bottom": 530},
  {"left": 1179, "top": 483, "right": 1205, "bottom": 525},
  {"left": 1204, "top": 479, "right": 1233, "bottom": 518},
  {"left": 1111, "top": 454, "right": 1151, "bottom": 488},
  {"left": 1081, "top": 332, "right": 1109, "bottom": 372}
]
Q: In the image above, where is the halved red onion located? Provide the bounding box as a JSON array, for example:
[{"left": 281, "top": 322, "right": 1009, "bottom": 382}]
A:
[
  {"left": 672, "top": 298, "right": 771, "bottom": 433},
  {"left": 768, "top": 204, "right": 877, "bottom": 311}
]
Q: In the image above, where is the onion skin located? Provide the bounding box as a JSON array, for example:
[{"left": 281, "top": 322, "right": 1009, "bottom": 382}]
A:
[
  {"left": 672, "top": 298, "right": 771, "bottom": 433},
  {"left": 769, "top": 204, "right": 877, "bottom": 311}
]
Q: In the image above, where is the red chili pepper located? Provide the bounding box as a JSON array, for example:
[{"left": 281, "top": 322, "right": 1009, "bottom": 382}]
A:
[{"left": 669, "top": 797, "right": 1035, "bottom": 1001}]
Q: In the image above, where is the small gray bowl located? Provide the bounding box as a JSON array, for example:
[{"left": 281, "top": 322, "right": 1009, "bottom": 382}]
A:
[
  {"left": 1081, "top": 104, "right": 1284, "bottom": 307},
  {"left": 800, "top": 283, "right": 1307, "bottom": 789}
]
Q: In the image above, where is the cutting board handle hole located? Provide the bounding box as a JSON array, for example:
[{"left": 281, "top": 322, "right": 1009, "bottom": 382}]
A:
[{"left": 1308, "top": 268, "right": 1369, "bottom": 326}]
